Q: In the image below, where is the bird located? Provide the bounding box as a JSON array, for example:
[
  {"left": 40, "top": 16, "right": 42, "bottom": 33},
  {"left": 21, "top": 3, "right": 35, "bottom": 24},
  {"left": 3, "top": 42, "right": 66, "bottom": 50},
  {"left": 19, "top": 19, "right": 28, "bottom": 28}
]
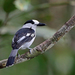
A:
[{"left": 6, "top": 19, "right": 46, "bottom": 66}]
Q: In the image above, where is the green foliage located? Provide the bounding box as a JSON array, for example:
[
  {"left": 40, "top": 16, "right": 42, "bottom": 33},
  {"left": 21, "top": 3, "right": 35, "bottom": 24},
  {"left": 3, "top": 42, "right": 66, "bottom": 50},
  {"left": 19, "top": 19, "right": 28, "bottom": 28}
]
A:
[
  {"left": 0, "top": 20, "right": 3, "bottom": 27},
  {"left": 3, "top": 0, "right": 16, "bottom": 13},
  {"left": 14, "top": 0, "right": 31, "bottom": 11}
]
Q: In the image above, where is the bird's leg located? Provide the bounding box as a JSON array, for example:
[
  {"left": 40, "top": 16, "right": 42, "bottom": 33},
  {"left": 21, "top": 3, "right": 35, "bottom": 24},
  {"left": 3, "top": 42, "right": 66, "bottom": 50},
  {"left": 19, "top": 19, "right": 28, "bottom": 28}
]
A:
[
  {"left": 17, "top": 53, "right": 20, "bottom": 58},
  {"left": 27, "top": 47, "right": 33, "bottom": 54},
  {"left": 27, "top": 47, "right": 32, "bottom": 50}
]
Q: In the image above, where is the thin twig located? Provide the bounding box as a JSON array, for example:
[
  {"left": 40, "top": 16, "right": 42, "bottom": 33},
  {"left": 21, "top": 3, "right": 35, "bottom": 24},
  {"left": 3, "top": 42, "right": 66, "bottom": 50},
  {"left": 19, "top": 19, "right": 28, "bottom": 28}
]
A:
[
  {"left": 3, "top": 13, "right": 9, "bottom": 25},
  {"left": 0, "top": 15, "right": 75, "bottom": 69}
]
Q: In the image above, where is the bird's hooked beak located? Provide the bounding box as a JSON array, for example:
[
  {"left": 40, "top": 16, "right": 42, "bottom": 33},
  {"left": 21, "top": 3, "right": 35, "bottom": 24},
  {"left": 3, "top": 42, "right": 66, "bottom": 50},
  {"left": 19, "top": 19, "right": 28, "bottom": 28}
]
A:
[{"left": 37, "top": 23, "right": 46, "bottom": 26}]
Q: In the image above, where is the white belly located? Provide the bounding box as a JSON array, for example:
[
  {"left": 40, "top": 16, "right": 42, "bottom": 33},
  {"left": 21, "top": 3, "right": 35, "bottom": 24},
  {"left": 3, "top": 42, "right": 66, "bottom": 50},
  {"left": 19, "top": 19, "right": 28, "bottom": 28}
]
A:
[{"left": 20, "top": 37, "right": 35, "bottom": 49}]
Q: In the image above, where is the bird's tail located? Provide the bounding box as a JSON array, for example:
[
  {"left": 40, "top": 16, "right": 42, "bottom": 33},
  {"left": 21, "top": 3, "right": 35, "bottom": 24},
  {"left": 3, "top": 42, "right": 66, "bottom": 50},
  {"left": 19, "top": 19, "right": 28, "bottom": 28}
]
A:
[{"left": 6, "top": 49, "right": 19, "bottom": 67}]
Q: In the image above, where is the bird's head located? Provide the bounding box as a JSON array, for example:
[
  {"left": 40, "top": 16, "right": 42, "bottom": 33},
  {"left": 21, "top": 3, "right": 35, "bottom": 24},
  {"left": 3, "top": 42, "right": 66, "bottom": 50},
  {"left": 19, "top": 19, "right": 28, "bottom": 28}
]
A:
[{"left": 22, "top": 20, "right": 46, "bottom": 30}]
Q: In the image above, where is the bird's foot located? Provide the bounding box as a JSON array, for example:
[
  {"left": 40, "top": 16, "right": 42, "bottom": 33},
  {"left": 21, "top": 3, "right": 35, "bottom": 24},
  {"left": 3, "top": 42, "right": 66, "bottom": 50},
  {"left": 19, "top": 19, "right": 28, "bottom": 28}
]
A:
[
  {"left": 27, "top": 48, "right": 33, "bottom": 54},
  {"left": 27, "top": 48, "right": 32, "bottom": 50},
  {"left": 17, "top": 53, "right": 20, "bottom": 58}
]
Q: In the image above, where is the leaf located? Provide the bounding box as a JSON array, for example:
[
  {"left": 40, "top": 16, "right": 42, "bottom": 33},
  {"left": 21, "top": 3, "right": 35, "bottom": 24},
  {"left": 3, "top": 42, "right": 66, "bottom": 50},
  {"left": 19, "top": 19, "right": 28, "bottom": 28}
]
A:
[
  {"left": 14, "top": 0, "right": 31, "bottom": 11},
  {"left": 0, "top": 20, "right": 3, "bottom": 27},
  {"left": 3, "top": 0, "right": 16, "bottom": 13}
]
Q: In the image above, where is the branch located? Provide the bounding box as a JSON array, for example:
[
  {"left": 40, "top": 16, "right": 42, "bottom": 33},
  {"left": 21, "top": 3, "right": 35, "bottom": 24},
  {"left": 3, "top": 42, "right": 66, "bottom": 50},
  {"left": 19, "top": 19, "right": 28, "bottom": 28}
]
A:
[
  {"left": 3, "top": 13, "right": 9, "bottom": 25},
  {"left": 0, "top": 15, "right": 75, "bottom": 69}
]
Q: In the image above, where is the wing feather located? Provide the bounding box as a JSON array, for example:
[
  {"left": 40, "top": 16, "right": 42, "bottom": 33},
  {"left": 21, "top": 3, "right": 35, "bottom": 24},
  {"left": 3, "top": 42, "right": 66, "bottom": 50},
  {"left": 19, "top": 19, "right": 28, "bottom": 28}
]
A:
[{"left": 12, "top": 28, "right": 35, "bottom": 49}]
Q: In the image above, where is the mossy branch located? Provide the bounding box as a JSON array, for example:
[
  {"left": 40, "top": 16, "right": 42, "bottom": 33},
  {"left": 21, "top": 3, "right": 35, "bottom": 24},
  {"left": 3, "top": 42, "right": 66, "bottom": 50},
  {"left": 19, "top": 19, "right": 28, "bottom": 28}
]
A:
[{"left": 0, "top": 15, "right": 75, "bottom": 69}]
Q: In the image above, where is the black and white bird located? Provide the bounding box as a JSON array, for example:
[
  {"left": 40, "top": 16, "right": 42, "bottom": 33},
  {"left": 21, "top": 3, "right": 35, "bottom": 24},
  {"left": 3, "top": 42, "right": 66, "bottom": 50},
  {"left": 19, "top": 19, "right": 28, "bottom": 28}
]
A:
[{"left": 6, "top": 20, "right": 45, "bottom": 66}]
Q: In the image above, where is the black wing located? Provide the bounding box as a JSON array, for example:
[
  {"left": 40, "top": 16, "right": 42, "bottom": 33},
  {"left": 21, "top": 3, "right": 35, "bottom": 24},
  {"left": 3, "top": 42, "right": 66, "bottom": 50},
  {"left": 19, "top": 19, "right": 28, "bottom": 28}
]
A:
[{"left": 12, "top": 28, "right": 35, "bottom": 49}]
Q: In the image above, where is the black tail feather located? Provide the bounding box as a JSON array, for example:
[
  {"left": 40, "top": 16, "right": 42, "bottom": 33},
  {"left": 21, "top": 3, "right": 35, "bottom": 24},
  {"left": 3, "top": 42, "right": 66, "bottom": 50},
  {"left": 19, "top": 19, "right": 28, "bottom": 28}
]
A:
[{"left": 6, "top": 56, "right": 15, "bottom": 66}]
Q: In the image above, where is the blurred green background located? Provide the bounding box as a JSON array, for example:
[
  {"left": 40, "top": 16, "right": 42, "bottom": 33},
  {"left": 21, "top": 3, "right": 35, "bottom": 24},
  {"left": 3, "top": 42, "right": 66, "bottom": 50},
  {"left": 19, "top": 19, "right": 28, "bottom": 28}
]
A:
[{"left": 0, "top": 0, "right": 75, "bottom": 75}]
